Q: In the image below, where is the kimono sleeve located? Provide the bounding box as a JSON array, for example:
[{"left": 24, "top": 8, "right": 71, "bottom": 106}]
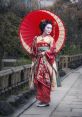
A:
[
  {"left": 31, "top": 36, "right": 37, "bottom": 62},
  {"left": 45, "top": 37, "right": 56, "bottom": 64}
]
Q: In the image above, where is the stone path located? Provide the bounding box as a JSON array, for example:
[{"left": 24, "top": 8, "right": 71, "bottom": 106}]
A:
[
  {"left": 19, "top": 67, "right": 82, "bottom": 117},
  {"left": 51, "top": 68, "right": 82, "bottom": 117}
]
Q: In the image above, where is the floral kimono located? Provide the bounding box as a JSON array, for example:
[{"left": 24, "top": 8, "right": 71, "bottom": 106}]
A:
[{"left": 31, "top": 35, "right": 57, "bottom": 104}]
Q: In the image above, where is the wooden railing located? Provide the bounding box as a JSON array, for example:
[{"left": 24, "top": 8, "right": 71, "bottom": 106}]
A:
[
  {"left": 0, "top": 64, "right": 32, "bottom": 97},
  {"left": 0, "top": 54, "right": 82, "bottom": 96},
  {"left": 58, "top": 54, "right": 82, "bottom": 69}
]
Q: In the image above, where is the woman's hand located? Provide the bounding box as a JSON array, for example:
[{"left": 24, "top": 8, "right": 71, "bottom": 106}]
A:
[
  {"left": 46, "top": 50, "right": 50, "bottom": 53},
  {"left": 41, "top": 52, "right": 45, "bottom": 55},
  {"left": 38, "top": 52, "right": 45, "bottom": 57}
]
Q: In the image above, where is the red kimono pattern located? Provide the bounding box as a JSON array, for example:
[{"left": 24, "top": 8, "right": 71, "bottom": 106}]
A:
[{"left": 31, "top": 36, "right": 57, "bottom": 104}]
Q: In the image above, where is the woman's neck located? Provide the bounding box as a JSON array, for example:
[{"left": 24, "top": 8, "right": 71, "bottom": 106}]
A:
[{"left": 42, "top": 33, "right": 49, "bottom": 37}]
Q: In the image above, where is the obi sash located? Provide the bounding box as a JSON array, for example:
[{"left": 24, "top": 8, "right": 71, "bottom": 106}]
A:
[{"left": 38, "top": 46, "right": 49, "bottom": 51}]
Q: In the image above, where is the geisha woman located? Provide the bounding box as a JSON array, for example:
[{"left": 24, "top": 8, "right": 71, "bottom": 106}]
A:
[
  {"left": 19, "top": 10, "right": 66, "bottom": 107},
  {"left": 30, "top": 20, "right": 57, "bottom": 107}
]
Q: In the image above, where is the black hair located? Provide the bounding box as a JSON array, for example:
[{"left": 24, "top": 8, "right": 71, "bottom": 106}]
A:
[{"left": 39, "top": 20, "right": 52, "bottom": 33}]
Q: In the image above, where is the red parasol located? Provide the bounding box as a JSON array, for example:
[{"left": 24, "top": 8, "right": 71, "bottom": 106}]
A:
[{"left": 19, "top": 10, "right": 66, "bottom": 54}]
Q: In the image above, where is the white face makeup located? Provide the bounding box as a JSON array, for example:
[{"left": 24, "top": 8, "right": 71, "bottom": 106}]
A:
[{"left": 44, "top": 24, "right": 52, "bottom": 35}]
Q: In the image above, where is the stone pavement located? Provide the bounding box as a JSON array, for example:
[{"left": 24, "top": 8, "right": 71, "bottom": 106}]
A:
[{"left": 19, "top": 67, "right": 82, "bottom": 117}]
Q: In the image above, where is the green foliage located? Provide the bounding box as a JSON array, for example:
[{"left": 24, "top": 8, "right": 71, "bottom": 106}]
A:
[
  {"left": 0, "top": 0, "right": 40, "bottom": 61},
  {"left": 0, "top": 0, "right": 82, "bottom": 64},
  {"left": 0, "top": 12, "right": 25, "bottom": 58},
  {"left": 49, "top": 1, "right": 82, "bottom": 55}
]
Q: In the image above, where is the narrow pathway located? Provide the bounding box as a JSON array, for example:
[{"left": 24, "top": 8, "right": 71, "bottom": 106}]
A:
[
  {"left": 19, "top": 67, "right": 82, "bottom": 117},
  {"left": 51, "top": 68, "right": 82, "bottom": 117}
]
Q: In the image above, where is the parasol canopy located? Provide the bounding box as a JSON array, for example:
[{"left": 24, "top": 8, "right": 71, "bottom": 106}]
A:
[{"left": 19, "top": 10, "right": 66, "bottom": 54}]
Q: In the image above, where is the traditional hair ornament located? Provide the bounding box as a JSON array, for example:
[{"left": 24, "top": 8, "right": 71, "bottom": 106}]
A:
[{"left": 41, "top": 19, "right": 46, "bottom": 22}]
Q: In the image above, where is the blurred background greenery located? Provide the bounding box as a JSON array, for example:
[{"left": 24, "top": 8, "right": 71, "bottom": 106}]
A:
[{"left": 0, "top": 0, "right": 82, "bottom": 69}]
